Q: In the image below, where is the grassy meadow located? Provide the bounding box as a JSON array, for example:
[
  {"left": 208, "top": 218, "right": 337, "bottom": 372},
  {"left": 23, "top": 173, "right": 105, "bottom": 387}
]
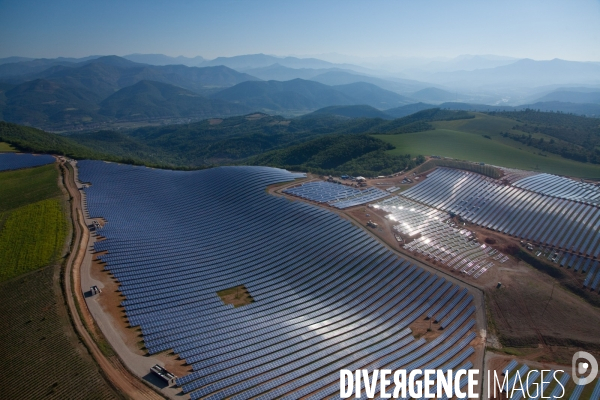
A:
[
  {"left": 0, "top": 141, "right": 16, "bottom": 152},
  {"left": 374, "top": 113, "right": 600, "bottom": 178}
]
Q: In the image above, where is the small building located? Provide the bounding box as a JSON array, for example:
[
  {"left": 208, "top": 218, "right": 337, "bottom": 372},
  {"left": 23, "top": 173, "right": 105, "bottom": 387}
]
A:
[
  {"left": 356, "top": 176, "right": 366, "bottom": 182},
  {"left": 150, "top": 364, "right": 177, "bottom": 386}
]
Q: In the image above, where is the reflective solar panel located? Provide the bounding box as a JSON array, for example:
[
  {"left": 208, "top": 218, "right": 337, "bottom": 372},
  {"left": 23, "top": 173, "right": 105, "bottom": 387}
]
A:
[
  {"left": 0, "top": 153, "right": 55, "bottom": 171},
  {"left": 78, "top": 162, "right": 479, "bottom": 398}
]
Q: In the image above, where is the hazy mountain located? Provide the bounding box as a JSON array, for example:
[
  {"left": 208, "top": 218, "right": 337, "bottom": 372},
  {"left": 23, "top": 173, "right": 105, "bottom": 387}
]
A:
[
  {"left": 435, "top": 102, "right": 515, "bottom": 112},
  {"left": 385, "top": 103, "right": 437, "bottom": 118},
  {"left": 522, "top": 101, "right": 600, "bottom": 116},
  {"left": 409, "top": 87, "right": 462, "bottom": 103},
  {"left": 0, "top": 79, "right": 104, "bottom": 127},
  {"left": 0, "top": 57, "right": 34, "bottom": 65},
  {"left": 310, "top": 71, "right": 430, "bottom": 93},
  {"left": 426, "top": 59, "right": 600, "bottom": 88},
  {"left": 211, "top": 78, "right": 355, "bottom": 112},
  {"left": 201, "top": 53, "right": 374, "bottom": 74},
  {"left": 403, "top": 54, "right": 519, "bottom": 75},
  {"left": 240, "top": 64, "right": 351, "bottom": 81},
  {"left": 534, "top": 88, "right": 600, "bottom": 104},
  {"left": 99, "top": 80, "right": 250, "bottom": 120},
  {"left": 303, "top": 105, "right": 393, "bottom": 119},
  {"left": 0, "top": 59, "right": 80, "bottom": 79},
  {"left": 16, "top": 56, "right": 259, "bottom": 98},
  {"left": 434, "top": 101, "right": 600, "bottom": 116},
  {"left": 332, "top": 82, "right": 414, "bottom": 109},
  {"left": 0, "top": 56, "right": 105, "bottom": 79},
  {"left": 123, "top": 54, "right": 205, "bottom": 66},
  {"left": 0, "top": 57, "right": 258, "bottom": 129}
]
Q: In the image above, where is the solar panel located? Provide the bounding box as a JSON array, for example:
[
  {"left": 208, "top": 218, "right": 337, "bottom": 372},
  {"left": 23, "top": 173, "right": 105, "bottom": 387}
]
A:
[
  {"left": 0, "top": 153, "right": 55, "bottom": 171},
  {"left": 402, "top": 168, "right": 600, "bottom": 259},
  {"left": 78, "top": 162, "right": 479, "bottom": 398}
]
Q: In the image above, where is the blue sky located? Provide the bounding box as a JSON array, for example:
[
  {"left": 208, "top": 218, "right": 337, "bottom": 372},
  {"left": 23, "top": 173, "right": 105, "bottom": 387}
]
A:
[{"left": 1, "top": 0, "right": 599, "bottom": 61}]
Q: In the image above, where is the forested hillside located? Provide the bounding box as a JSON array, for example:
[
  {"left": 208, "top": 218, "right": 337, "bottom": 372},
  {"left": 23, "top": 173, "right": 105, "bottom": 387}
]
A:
[
  {"left": 492, "top": 109, "right": 600, "bottom": 163},
  {"left": 2, "top": 108, "right": 599, "bottom": 177},
  {"left": 247, "top": 134, "right": 424, "bottom": 176}
]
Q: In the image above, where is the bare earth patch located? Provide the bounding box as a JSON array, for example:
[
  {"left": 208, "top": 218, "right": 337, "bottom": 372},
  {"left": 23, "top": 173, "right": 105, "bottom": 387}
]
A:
[
  {"left": 90, "top": 253, "right": 191, "bottom": 377},
  {"left": 217, "top": 285, "right": 254, "bottom": 307}
]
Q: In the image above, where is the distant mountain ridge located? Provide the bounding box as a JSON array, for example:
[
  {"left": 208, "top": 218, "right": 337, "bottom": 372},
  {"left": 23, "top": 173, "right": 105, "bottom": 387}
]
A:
[
  {"left": 199, "top": 53, "right": 373, "bottom": 73},
  {"left": 2, "top": 53, "right": 600, "bottom": 130},
  {"left": 534, "top": 88, "right": 600, "bottom": 104},
  {"left": 303, "top": 105, "right": 393, "bottom": 120},
  {"left": 211, "top": 78, "right": 413, "bottom": 113},
  {"left": 422, "top": 58, "right": 600, "bottom": 88},
  {"left": 0, "top": 55, "right": 259, "bottom": 96},
  {"left": 99, "top": 80, "right": 251, "bottom": 120},
  {"left": 410, "top": 87, "right": 462, "bottom": 103},
  {"left": 211, "top": 79, "right": 355, "bottom": 112},
  {"left": 122, "top": 54, "right": 205, "bottom": 66},
  {"left": 0, "top": 56, "right": 262, "bottom": 128}
]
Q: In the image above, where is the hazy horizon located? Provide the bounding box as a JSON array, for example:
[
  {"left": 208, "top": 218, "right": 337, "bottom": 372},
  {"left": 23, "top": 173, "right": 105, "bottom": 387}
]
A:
[{"left": 1, "top": 0, "right": 599, "bottom": 62}]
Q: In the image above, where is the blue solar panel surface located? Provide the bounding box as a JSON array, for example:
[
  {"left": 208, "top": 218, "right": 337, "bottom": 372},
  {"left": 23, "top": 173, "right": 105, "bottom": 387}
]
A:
[
  {"left": 0, "top": 153, "right": 55, "bottom": 171},
  {"left": 402, "top": 168, "right": 600, "bottom": 258},
  {"left": 79, "top": 161, "right": 478, "bottom": 398},
  {"left": 284, "top": 180, "right": 389, "bottom": 208}
]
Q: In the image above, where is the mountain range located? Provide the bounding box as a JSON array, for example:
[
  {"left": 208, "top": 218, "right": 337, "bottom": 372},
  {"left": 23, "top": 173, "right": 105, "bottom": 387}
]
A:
[
  {"left": 419, "top": 58, "right": 600, "bottom": 89},
  {"left": 1, "top": 53, "right": 599, "bottom": 130}
]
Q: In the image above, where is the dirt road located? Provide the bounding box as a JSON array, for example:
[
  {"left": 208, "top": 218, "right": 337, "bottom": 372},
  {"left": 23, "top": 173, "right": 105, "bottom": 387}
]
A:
[{"left": 60, "top": 160, "right": 164, "bottom": 400}]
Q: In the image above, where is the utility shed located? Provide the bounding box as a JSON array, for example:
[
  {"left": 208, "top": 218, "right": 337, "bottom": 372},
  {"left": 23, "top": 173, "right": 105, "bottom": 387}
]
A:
[{"left": 150, "top": 364, "right": 177, "bottom": 386}]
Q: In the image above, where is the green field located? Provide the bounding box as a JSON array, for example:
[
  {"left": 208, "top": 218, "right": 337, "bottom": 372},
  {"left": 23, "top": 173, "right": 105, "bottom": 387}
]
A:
[
  {"left": 0, "top": 163, "right": 61, "bottom": 213},
  {"left": 0, "top": 198, "right": 68, "bottom": 281},
  {"left": 0, "top": 141, "right": 16, "bottom": 152},
  {"left": 0, "top": 161, "right": 117, "bottom": 396},
  {"left": 374, "top": 114, "right": 600, "bottom": 178},
  {"left": 0, "top": 164, "right": 68, "bottom": 281}
]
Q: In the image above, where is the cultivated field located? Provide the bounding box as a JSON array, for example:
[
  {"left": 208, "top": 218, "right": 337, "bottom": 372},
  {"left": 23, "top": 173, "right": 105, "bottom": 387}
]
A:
[
  {"left": 0, "top": 163, "right": 68, "bottom": 282},
  {"left": 0, "top": 163, "right": 62, "bottom": 213},
  {"left": 0, "top": 198, "right": 68, "bottom": 281},
  {"left": 0, "top": 159, "right": 118, "bottom": 398},
  {"left": 375, "top": 113, "right": 600, "bottom": 178},
  {"left": 0, "top": 265, "right": 119, "bottom": 399}
]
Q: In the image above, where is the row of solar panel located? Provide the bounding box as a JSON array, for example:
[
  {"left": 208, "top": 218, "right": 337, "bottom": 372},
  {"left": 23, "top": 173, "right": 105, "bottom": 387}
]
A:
[
  {"left": 376, "top": 196, "right": 495, "bottom": 277},
  {"left": 499, "top": 359, "right": 600, "bottom": 400},
  {"left": 78, "top": 161, "right": 479, "bottom": 399},
  {"left": 283, "top": 180, "right": 389, "bottom": 208},
  {"left": 514, "top": 173, "right": 600, "bottom": 205},
  {"left": 0, "top": 153, "right": 54, "bottom": 171},
  {"left": 402, "top": 168, "right": 600, "bottom": 258}
]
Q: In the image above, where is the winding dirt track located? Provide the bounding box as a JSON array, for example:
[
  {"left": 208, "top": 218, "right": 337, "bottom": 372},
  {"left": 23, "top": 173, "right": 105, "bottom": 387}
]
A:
[{"left": 60, "top": 160, "right": 164, "bottom": 400}]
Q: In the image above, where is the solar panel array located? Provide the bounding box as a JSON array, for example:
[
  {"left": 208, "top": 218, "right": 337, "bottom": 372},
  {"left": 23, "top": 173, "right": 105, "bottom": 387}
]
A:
[
  {"left": 0, "top": 153, "right": 55, "bottom": 171},
  {"left": 283, "top": 180, "right": 389, "bottom": 209},
  {"left": 499, "top": 360, "right": 572, "bottom": 400},
  {"left": 498, "top": 167, "right": 539, "bottom": 184},
  {"left": 401, "top": 168, "right": 600, "bottom": 258},
  {"left": 375, "top": 197, "right": 497, "bottom": 278},
  {"left": 513, "top": 173, "right": 600, "bottom": 206},
  {"left": 78, "top": 161, "right": 478, "bottom": 399}
]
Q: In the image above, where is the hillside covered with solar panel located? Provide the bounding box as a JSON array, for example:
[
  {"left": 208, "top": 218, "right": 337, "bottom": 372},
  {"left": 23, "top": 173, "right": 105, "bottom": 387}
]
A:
[{"left": 79, "top": 161, "right": 482, "bottom": 399}]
